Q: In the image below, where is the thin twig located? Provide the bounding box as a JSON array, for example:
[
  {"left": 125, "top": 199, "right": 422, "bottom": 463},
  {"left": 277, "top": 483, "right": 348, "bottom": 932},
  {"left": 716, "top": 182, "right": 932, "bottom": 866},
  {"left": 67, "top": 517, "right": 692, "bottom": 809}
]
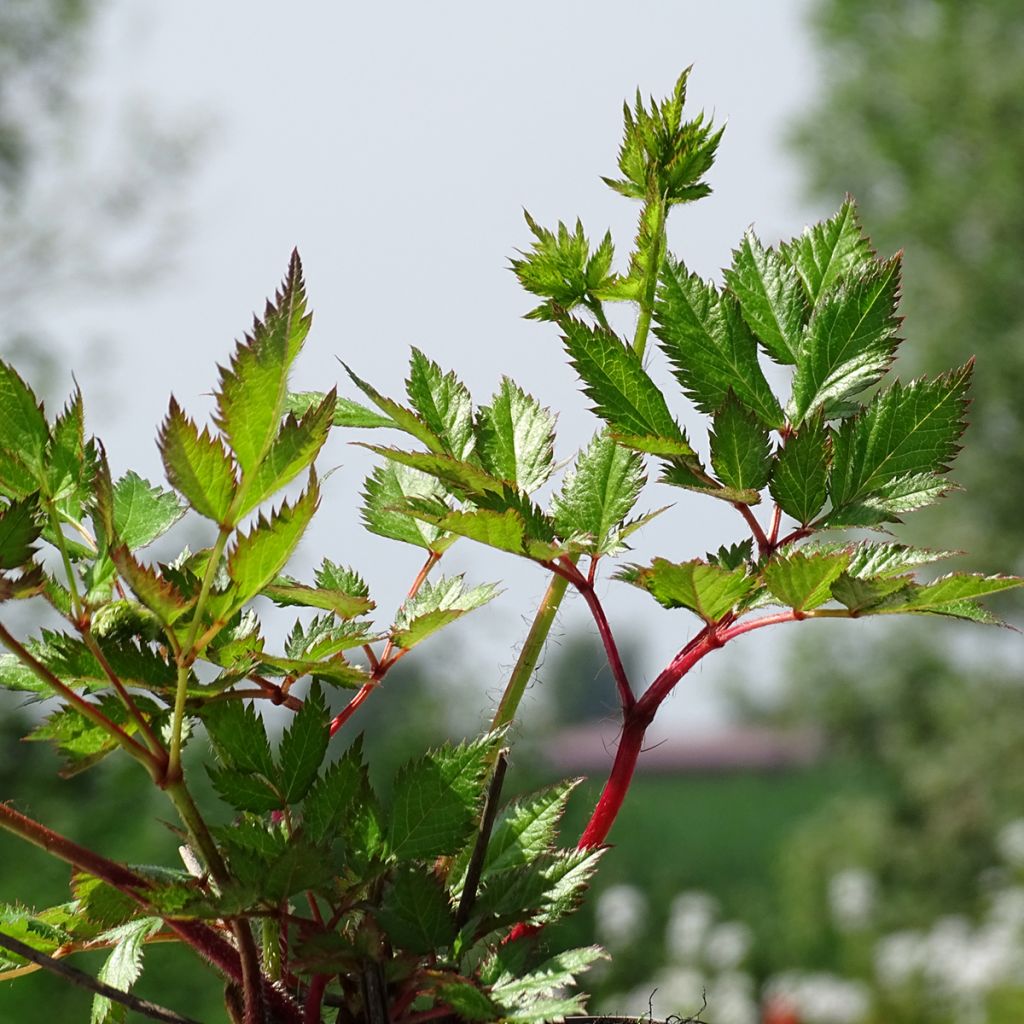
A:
[
  {"left": 0, "top": 930, "right": 201, "bottom": 1024},
  {"left": 0, "top": 622, "right": 157, "bottom": 771},
  {"left": 575, "top": 581, "right": 635, "bottom": 711},
  {"left": 456, "top": 748, "right": 510, "bottom": 929},
  {"left": 733, "top": 502, "right": 770, "bottom": 555}
]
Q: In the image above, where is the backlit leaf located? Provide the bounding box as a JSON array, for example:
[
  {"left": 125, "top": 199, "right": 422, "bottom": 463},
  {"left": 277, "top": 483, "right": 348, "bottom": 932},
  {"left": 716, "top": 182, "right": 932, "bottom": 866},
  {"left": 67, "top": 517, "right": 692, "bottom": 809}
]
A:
[
  {"left": 763, "top": 549, "right": 851, "bottom": 611},
  {"left": 709, "top": 396, "right": 772, "bottom": 495},
  {"left": 769, "top": 418, "right": 830, "bottom": 525},
  {"left": 406, "top": 349, "right": 475, "bottom": 460},
  {"left": 112, "top": 472, "right": 185, "bottom": 550},
  {"left": 476, "top": 378, "right": 556, "bottom": 493},
  {"left": 619, "top": 558, "right": 757, "bottom": 622}
]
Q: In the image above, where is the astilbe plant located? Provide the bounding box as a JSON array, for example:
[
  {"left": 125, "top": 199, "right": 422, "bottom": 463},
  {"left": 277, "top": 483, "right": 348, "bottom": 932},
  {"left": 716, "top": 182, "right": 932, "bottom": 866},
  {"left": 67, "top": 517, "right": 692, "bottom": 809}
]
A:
[{"left": 0, "top": 69, "right": 1020, "bottom": 1024}]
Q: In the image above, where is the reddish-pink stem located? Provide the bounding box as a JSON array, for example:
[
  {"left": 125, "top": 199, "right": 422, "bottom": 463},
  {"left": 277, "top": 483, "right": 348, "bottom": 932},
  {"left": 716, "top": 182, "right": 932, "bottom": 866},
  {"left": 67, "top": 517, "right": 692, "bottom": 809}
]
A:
[
  {"left": 767, "top": 503, "right": 783, "bottom": 548},
  {"left": 304, "top": 974, "right": 329, "bottom": 1024},
  {"left": 329, "top": 680, "right": 376, "bottom": 736},
  {"left": 575, "top": 582, "right": 635, "bottom": 711},
  {"left": 734, "top": 503, "right": 769, "bottom": 555}
]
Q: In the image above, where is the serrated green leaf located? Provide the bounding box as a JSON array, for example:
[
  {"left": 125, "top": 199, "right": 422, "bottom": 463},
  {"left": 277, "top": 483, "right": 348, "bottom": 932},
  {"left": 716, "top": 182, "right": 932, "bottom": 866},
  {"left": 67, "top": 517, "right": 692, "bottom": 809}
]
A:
[
  {"left": 388, "top": 736, "right": 495, "bottom": 861},
  {"left": 658, "top": 460, "right": 761, "bottom": 505},
  {"left": 844, "top": 542, "right": 958, "bottom": 579},
  {"left": 109, "top": 546, "right": 194, "bottom": 626},
  {"left": 492, "top": 946, "right": 606, "bottom": 1003},
  {"left": 91, "top": 918, "right": 162, "bottom": 1024},
  {"left": 827, "top": 364, "right": 972, "bottom": 526},
  {"left": 111, "top": 471, "right": 185, "bottom": 550},
  {"left": 769, "top": 418, "right": 830, "bottom": 525},
  {"left": 214, "top": 251, "right": 311, "bottom": 475},
  {"left": 0, "top": 564, "right": 46, "bottom": 603},
  {"left": 342, "top": 363, "right": 447, "bottom": 453},
  {"left": 201, "top": 698, "right": 275, "bottom": 779},
  {"left": 278, "top": 681, "right": 329, "bottom": 803},
  {"left": 263, "top": 578, "right": 374, "bottom": 620},
  {"left": 46, "top": 387, "right": 94, "bottom": 514},
  {"left": 602, "top": 68, "right": 723, "bottom": 206},
  {"left": 782, "top": 198, "right": 874, "bottom": 303},
  {"left": 826, "top": 471, "right": 954, "bottom": 527},
  {"left": 706, "top": 539, "right": 754, "bottom": 570},
  {"left": 358, "top": 443, "right": 508, "bottom": 500},
  {"left": 874, "top": 573, "right": 1023, "bottom": 618},
  {"left": 362, "top": 462, "right": 450, "bottom": 551},
  {"left": 391, "top": 576, "right": 499, "bottom": 650},
  {"left": 0, "top": 496, "right": 42, "bottom": 569},
  {"left": 475, "top": 848, "right": 603, "bottom": 928},
  {"left": 217, "top": 474, "right": 319, "bottom": 614},
  {"left": 484, "top": 780, "right": 579, "bottom": 876},
  {"left": 439, "top": 982, "right": 500, "bottom": 1021},
  {"left": 831, "top": 572, "right": 912, "bottom": 613},
  {"left": 0, "top": 360, "right": 48, "bottom": 497},
  {"left": 378, "top": 866, "right": 457, "bottom": 954},
  {"left": 655, "top": 259, "right": 784, "bottom": 427},
  {"left": 788, "top": 255, "right": 902, "bottom": 423},
  {"left": 302, "top": 741, "right": 368, "bottom": 845},
  {"left": 207, "top": 766, "right": 282, "bottom": 814},
  {"left": 511, "top": 213, "right": 617, "bottom": 321},
  {"left": 237, "top": 389, "right": 335, "bottom": 516},
  {"left": 619, "top": 558, "right": 757, "bottom": 622},
  {"left": 406, "top": 349, "right": 475, "bottom": 460},
  {"left": 551, "top": 434, "right": 645, "bottom": 555},
  {"left": 763, "top": 549, "right": 851, "bottom": 611},
  {"left": 561, "top": 317, "right": 694, "bottom": 455},
  {"left": 724, "top": 231, "right": 807, "bottom": 364},
  {"left": 284, "top": 615, "right": 372, "bottom": 659},
  {"left": 476, "top": 378, "right": 555, "bottom": 493},
  {"left": 158, "top": 398, "right": 238, "bottom": 524},
  {"left": 709, "top": 396, "right": 772, "bottom": 495},
  {"left": 288, "top": 390, "right": 395, "bottom": 429}
]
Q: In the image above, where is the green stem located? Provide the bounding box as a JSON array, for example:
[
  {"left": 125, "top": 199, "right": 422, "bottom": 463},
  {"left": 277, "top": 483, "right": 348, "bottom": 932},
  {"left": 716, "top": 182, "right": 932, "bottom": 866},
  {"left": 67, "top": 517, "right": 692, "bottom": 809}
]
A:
[
  {"left": 631, "top": 194, "right": 668, "bottom": 359},
  {"left": 490, "top": 567, "right": 571, "bottom": 731},
  {"left": 164, "top": 781, "right": 229, "bottom": 881},
  {"left": 45, "top": 504, "right": 84, "bottom": 622},
  {"left": 168, "top": 525, "right": 232, "bottom": 781}
]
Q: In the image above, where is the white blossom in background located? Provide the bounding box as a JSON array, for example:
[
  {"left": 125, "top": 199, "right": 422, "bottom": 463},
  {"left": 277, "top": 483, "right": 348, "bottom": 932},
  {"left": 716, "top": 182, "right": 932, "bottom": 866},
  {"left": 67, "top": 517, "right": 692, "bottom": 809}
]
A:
[
  {"left": 827, "top": 868, "right": 876, "bottom": 932},
  {"left": 708, "top": 970, "right": 759, "bottom": 1024},
  {"left": 615, "top": 966, "right": 706, "bottom": 1020},
  {"left": 997, "top": 819, "right": 1024, "bottom": 867},
  {"left": 666, "top": 891, "right": 718, "bottom": 963},
  {"left": 763, "top": 971, "right": 870, "bottom": 1024},
  {"left": 595, "top": 883, "right": 647, "bottom": 951},
  {"left": 874, "top": 929, "right": 927, "bottom": 989},
  {"left": 989, "top": 885, "right": 1024, "bottom": 932},
  {"left": 705, "top": 921, "right": 753, "bottom": 971}
]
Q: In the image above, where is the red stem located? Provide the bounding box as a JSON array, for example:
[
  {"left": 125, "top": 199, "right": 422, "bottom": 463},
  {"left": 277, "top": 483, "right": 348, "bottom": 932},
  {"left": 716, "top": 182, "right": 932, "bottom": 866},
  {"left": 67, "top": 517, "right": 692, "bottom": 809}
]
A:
[
  {"left": 575, "top": 582, "right": 635, "bottom": 711},
  {"left": 733, "top": 503, "right": 769, "bottom": 555},
  {"left": 304, "top": 973, "right": 329, "bottom": 1024},
  {"left": 0, "top": 623, "right": 157, "bottom": 771},
  {"left": 767, "top": 503, "right": 783, "bottom": 548},
  {"left": 0, "top": 803, "right": 302, "bottom": 1022},
  {"left": 329, "top": 550, "right": 440, "bottom": 736}
]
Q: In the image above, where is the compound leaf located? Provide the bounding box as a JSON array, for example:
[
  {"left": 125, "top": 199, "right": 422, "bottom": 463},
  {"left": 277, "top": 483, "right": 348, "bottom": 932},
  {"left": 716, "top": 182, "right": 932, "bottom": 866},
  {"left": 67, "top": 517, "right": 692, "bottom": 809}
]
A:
[
  {"left": 362, "top": 462, "right": 450, "bottom": 551},
  {"left": 769, "top": 418, "right": 830, "bottom": 525},
  {"left": 391, "top": 576, "right": 498, "bottom": 650},
  {"left": 112, "top": 472, "right": 185, "bottom": 550},
  {"left": 278, "top": 681, "right": 329, "bottom": 804},
  {"left": 618, "top": 558, "right": 757, "bottom": 622}
]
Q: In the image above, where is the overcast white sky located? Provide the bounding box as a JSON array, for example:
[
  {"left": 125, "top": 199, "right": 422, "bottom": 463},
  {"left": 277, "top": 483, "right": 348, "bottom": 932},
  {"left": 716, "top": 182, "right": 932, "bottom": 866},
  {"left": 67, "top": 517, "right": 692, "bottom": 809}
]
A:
[{"left": 41, "top": 0, "right": 846, "bottom": 733}]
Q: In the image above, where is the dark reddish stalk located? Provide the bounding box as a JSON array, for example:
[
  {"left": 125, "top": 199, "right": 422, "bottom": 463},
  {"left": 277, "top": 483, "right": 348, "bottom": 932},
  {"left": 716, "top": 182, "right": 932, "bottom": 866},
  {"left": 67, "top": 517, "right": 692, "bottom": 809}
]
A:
[
  {"left": 574, "top": 582, "right": 635, "bottom": 711},
  {"left": 733, "top": 503, "right": 769, "bottom": 555},
  {"left": 304, "top": 974, "right": 329, "bottom": 1024},
  {"left": 775, "top": 525, "right": 813, "bottom": 549},
  {"left": 0, "top": 623, "right": 158, "bottom": 773},
  {"left": 0, "top": 803, "right": 301, "bottom": 1022},
  {"left": 767, "top": 502, "right": 783, "bottom": 548},
  {"left": 330, "top": 551, "right": 440, "bottom": 736}
]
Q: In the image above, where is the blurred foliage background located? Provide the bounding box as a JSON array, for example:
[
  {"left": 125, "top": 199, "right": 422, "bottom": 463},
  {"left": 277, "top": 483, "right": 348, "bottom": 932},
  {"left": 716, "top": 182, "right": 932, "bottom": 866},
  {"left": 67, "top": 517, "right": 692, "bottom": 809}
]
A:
[{"left": 2, "top": 0, "right": 1023, "bottom": 1022}]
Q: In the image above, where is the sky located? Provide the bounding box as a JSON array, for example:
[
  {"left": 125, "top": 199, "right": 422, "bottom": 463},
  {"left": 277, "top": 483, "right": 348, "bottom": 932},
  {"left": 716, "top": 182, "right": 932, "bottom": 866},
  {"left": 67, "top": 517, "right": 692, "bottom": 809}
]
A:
[{"left": 43, "top": 0, "right": 834, "bottom": 733}]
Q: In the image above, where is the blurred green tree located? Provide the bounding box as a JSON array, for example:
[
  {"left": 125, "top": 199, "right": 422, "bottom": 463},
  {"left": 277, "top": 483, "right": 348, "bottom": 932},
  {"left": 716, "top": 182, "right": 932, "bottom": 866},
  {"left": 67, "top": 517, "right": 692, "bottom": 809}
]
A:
[{"left": 753, "top": 0, "right": 1024, "bottom": 988}]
